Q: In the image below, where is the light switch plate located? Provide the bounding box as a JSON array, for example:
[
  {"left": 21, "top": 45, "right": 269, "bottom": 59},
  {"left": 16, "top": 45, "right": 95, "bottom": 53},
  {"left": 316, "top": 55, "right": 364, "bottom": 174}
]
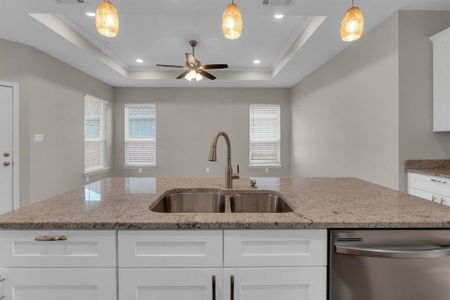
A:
[{"left": 34, "top": 134, "right": 44, "bottom": 142}]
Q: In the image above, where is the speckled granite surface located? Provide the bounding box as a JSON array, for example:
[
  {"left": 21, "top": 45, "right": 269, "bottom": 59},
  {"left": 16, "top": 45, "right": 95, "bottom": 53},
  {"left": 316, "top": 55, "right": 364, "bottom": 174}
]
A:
[
  {"left": 1, "top": 177, "right": 450, "bottom": 230},
  {"left": 405, "top": 160, "right": 450, "bottom": 178}
]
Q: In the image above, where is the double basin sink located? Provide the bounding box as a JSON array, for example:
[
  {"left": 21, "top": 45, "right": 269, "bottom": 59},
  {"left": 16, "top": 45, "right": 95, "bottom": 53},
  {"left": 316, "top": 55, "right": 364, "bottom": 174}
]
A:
[{"left": 150, "top": 189, "right": 293, "bottom": 213}]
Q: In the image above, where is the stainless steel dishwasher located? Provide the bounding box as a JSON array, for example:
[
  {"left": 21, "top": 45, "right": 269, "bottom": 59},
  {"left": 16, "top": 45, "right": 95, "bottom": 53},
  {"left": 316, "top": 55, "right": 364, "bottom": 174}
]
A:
[{"left": 329, "top": 230, "right": 450, "bottom": 300}]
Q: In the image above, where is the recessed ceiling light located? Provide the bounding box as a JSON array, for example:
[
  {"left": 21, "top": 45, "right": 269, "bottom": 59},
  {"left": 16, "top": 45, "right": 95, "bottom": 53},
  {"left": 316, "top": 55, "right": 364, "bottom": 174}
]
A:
[
  {"left": 274, "top": 14, "right": 285, "bottom": 20},
  {"left": 253, "top": 59, "right": 261, "bottom": 65},
  {"left": 85, "top": 12, "right": 96, "bottom": 17},
  {"left": 136, "top": 58, "right": 144, "bottom": 64}
]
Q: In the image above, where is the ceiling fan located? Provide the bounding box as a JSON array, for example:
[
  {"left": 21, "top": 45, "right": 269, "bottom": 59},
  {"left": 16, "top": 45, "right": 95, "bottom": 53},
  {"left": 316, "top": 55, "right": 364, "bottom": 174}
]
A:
[{"left": 156, "top": 40, "right": 228, "bottom": 81}]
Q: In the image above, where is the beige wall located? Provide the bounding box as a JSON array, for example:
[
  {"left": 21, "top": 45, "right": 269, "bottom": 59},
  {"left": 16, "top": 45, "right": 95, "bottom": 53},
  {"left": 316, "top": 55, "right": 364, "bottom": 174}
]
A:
[
  {"left": 398, "top": 11, "right": 450, "bottom": 191},
  {"left": 0, "top": 39, "right": 114, "bottom": 206},
  {"left": 113, "top": 87, "right": 291, "bottom": 178},
  {"left": 290, "top": 13, "right": 400, "bottom": 189}
]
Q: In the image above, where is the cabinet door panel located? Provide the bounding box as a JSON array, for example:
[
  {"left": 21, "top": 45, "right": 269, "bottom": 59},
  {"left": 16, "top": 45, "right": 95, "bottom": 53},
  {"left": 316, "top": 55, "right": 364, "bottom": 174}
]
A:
[
  {"left": 119, "top": 268, "right": 222, "bottom": 300},
  {"left": 0, "top": 268, "right": 116, "bottom": 300},
  {"left": 0, "top": 231, "right": 116, "bottom": 268},
  {"left": 224, "top": 230, "right": 327, "bottom": 267},
  {"left": 119, "top": 230, "right": 223, "bottom": 267},
  {"left": 224, "top": 268, "right": 326, "bottom": 300}
]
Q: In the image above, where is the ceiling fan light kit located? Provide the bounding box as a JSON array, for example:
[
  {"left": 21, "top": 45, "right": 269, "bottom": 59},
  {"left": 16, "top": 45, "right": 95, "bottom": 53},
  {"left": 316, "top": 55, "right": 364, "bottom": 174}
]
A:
[
  {"left": 340, "top": 0, "right": 364, "bottom": 42},
  {"left": 223, "top": 0, "right": 243, "bottom": 40},
  {"left": 96, "top": 0, "right": 119, "bottom": 37}
]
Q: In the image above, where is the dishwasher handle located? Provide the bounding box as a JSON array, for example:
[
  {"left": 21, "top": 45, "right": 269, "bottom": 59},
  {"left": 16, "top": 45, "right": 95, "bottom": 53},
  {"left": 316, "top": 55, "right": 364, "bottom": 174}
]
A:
[{"left": 335, "top": 242, "right": 450, "bottom": 259}]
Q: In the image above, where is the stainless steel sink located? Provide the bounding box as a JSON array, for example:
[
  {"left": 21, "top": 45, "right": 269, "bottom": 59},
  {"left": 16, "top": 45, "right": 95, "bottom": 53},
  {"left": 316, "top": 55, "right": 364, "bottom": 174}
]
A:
[
  {"left": 150, "top": 189, "right": 225, "bottom": 213},
  {"left": 229, "top": 191, "right": 293, "bottom": 213},
  {"left": 150, "top": 189, "right": 292, "bottom": 213}
]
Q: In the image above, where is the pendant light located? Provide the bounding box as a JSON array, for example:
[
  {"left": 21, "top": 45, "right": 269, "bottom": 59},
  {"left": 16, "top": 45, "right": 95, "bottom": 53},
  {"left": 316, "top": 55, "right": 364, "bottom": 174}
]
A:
[
  {"left": 340, "top": 0, "right": 364, "bottom": 42},
  {"left": 222, "top": 0, "right": 243, "bottom": 40},
  {"left": 96, "top": 0, "right": 119, "bottom": 38}
]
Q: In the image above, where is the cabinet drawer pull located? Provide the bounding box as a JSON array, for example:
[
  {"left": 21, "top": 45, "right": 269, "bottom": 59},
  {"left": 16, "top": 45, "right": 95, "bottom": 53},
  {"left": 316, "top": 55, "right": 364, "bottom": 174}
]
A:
[
  {"left": 230, "top": 275, "right": 234, "bottom": 300},
  {"left": 35, "top": 235, "right": 67, "bottom": 242},
  {"left": 0, "top": 296, "right": 5, "bottom": 300},
  {"left": 0, "top": 276, "right": 4, "bottom": 283},
  {"left": 212, "top": 275, "right": 216, "bottom": 300},
  {"left": 431, "top": 178, "right": 448, "bottom": 184}
]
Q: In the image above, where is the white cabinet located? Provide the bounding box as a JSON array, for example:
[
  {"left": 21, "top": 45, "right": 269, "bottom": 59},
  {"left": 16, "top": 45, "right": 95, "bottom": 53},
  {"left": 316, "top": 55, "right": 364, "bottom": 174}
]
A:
[
  {"left": 431, "top": 27, "right": 450, "bottom": 132},
  {"left": 224, "top": 230, "right": 327, "bottom": 267},
  {"left": 0, "top": 268, "right": 116, "bottom": 300},
  {"left": 0, "top": 230, "right": 117, "bottom": 300},
  {"left": 118, "top": 230, "right": 328, "bottom": 300},
  {"left": 223, "top": 268, "right": 326, "bottom": 300},
  {"left": 0, "top": 230, "right": 116, "bottom": 268},
  {"left": 119, "top": 268, "right": 222, "bottom": 300},
  {"left": 118, "top": 230, "right": 223, "bottom": 268},
  {"left": 408, "top": 172, "right": 450, "bottom": 205}
]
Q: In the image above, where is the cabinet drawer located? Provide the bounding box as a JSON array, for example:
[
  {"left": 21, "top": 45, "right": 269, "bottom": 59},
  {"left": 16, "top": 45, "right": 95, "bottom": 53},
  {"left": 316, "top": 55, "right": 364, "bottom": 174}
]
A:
[
  {"left": 119, "top": 268, "right": 222, "bottom": 300},
  {"left": 224, "top": 267, "right": 326, "bottom": 300},
  {"left": 224, "top": 230, "right": 327, "bottom": 267},
  {"left": 118, "top": 230, "right": 223, "bottom": 267},
  {"left": 408, "top": 187, "right": 434, "bottom": 201},
  {"left": 0, "top": 231, "right": 116, "bottom": 268},
  {"left": 0, "top": 268, "right": 116, "bottom": 300},
  {"left": 408, "top": 172, "right": 450, "bottom": 197}
]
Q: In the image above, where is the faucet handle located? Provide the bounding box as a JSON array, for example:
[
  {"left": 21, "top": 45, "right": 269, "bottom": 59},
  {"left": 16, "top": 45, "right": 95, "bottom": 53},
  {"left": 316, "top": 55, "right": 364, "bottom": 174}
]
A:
[{"left": 232, "top": 164, "right": 240, "bottom": 180}]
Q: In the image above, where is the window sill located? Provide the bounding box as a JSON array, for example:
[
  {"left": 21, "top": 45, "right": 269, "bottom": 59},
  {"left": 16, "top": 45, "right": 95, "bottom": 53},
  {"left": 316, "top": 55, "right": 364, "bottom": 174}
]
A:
[
  {"left": 248, "top": 164, "right": 282, "bottom": 169},
  {"left": 123, "top": 165, "right": 158, "bottom": 170},
  {"left": 84, "top": 167, "right": 110, "bottom": 176}
]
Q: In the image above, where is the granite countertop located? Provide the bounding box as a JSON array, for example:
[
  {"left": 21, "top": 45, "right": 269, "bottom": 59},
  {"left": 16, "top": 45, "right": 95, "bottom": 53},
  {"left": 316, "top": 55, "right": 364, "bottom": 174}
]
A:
[
  {"left": 0, "top": 177, "right": 450, "bottom": 230},
  {"left": 405, "top": 160, "right": 450, "bottom": 179}
]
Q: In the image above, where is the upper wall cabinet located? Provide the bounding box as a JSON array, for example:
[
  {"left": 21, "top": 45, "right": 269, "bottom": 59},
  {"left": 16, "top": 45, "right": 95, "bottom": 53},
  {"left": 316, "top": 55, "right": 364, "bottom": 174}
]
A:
[{"left": 431, "top": 27, "right": 450, "bottom": 132}]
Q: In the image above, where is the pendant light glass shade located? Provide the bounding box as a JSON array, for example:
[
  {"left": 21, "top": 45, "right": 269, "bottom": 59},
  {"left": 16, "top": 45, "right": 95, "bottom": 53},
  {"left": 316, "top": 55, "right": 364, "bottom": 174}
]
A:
[
  {"left": 340, "top": 5, "right": 364, "bottom": 42},
  {"left": 96, "top": 0, "right": 119, "bottom": 38},
  {"left": 222, "top": 2, "right": 243, "bottom": 40}
]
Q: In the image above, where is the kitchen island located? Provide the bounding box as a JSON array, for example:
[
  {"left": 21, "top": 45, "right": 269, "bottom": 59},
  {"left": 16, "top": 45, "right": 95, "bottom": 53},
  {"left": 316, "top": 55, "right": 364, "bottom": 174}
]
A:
[{"left": 1, "top": 177, "right": 450, "bottom": 300}]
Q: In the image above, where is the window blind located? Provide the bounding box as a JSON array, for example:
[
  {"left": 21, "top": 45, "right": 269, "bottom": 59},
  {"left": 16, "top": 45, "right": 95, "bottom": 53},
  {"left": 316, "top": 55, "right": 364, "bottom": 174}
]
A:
[
  {"left": 249, "top": 104, "right": 281, "bottom": 166},
  {"left": 125, "top": 104, "right": 156, "bottom": 166},
  {"left": 84, "top": 95, "right": 107, "bottom": 173}
]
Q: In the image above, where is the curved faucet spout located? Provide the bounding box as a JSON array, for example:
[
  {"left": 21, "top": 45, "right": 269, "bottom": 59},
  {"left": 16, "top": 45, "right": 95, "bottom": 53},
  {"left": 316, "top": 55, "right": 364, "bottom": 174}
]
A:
[{"left": 208, "top": 132, "right": 239, "bottom": 188}]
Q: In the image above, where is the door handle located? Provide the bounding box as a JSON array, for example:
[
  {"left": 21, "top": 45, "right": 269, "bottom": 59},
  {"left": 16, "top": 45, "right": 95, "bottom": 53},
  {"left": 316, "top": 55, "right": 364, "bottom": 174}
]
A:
[
  {"left": 212, "top": 275, "right": 216, "bottom": 300},
  {"left": 335, "top": 242, "right": 450, "bottom": 259},
  {"left": 2, "top": 162, "right": 10, "bottom": 167},
  {"left": 230, "top": 275, "right": 234, "bottom": 300}
]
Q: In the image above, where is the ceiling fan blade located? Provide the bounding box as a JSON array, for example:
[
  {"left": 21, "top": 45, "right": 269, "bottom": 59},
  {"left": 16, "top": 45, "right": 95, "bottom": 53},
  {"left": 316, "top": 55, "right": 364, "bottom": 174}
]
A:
[
  {"left": 185, "top": 53, "right": 196, "bottom": 66},
  {"left": 198, "top": 69, "right": 216, "bottom": 80},
  {"left": 203, "top": 64, "right": 229, "bottom": 70},
  {"left": 176, "top": 70, "right": 190, "bottom": 79},
  {"left": 156, "top": 64, "right": 184, "bottom": 68}
]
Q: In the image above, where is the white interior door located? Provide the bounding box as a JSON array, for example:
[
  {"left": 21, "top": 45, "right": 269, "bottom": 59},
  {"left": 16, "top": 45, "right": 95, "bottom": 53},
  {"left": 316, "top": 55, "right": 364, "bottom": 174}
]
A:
[{"left": 0, "top": 85, "right": 13, "bottom": 214}]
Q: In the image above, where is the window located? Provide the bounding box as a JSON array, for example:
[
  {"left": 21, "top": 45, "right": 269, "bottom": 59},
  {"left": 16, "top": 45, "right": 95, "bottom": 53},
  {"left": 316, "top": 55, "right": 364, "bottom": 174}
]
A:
[
  {"left": 249, "top": 104, "right": 281, "bottom": 166},
  {"left": 84, "top": 95, "right": 107, "bottom": 173},
  {"left": 125, "top": 104, "right": 156, "bottom": 166}
]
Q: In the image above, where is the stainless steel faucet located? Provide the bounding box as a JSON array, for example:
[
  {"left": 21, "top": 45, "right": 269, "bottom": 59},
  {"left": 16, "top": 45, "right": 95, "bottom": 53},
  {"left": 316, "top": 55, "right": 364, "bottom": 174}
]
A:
[{"left": 208, "top": 132, "right": 239, "bottom": 188}]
